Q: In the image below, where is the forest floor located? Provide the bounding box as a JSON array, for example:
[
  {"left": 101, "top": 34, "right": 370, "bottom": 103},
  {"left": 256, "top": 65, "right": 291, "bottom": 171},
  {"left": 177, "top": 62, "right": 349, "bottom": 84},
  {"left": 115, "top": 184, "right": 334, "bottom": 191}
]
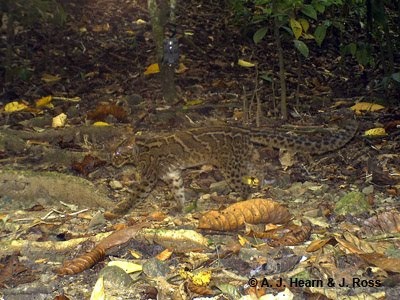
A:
[{"left": 0, "top": 0, "right": 399, "bottom": 299}]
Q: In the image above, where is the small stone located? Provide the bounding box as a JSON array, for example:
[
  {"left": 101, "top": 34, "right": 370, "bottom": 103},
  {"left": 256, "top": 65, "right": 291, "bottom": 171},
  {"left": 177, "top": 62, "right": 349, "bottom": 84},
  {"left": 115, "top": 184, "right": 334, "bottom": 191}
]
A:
[
  {"left": 88, "top": 211, "right": 106, "bottom": 229},
  {"left": 209, "top": 181, "right": 229, "bottom": 194},
  {"left": 66, "top": 105, "right": 79, "bottom": 118},
  {"left": 303, "top": 208, "right": 322, "bottom": 218},
  {"left": 124, "top": 93, "right": 143, "bottom": 107},
  {"left": 362, "top": 185, "right": 374, "bottom": 195},
  {"left": 99, "top": 266, "right": 133, "bottom": 289},
  {"left": 109, "top": 180, "right": 123, "bottom": 189},
  {"left": 142, "top": 257, "right": 169, "bottom": 277},
  {"left": 200, "top": 193, "right": 211, "bottom": 201}
]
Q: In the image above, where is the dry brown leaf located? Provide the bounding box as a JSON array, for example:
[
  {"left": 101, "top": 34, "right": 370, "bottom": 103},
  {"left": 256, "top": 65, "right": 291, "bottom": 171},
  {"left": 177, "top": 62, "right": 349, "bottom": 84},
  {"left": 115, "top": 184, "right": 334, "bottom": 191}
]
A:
[
  {"left": 360, "top": 253, "right": 400, "bottom": 273},
  {"left": 335, "top": 237, "right": 364, "bottom": 254},
  {"left": 198, "top": 198, "right": 291, "bottom": 231},
  {"left": 156, "top": 249, "right": 173, "bottom": 261},
  {"left": 56, "top": 223, "right": 149, "bottom": 275},
  {"left": 141, "top": 228, "right": 209, "bottom": 253},
  {"left": 87, "top": 103, "right": 127, "bottom": 121},
  {"left": 363, "top": 211, "right": 400, "bottom": 234},
  {"left": 56, "top": 246, "right": 106, "bottom": 275},
  {"left": 254, "top": 222, "right": 312, "bottom": 246},
  {"left": 306, "top": 238, "right": 333, "bottom": 252},
  {"left": 186, "top": 281, "right": 213, "bottom": 296}
]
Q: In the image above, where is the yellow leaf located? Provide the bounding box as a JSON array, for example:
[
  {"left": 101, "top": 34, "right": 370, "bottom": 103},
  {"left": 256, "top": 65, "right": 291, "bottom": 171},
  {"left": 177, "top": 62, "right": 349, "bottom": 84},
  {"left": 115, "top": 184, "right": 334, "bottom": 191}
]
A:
[
  {"left": 35, "top": 96, "right": 53, "bottom": 107},
  {"left": 179, "top": 268, "right": 192, "bottom": 279},
  {"left": 238, "top": 59, "right": 255, "bottom": 67},
  {"left": 135, "top": 19, "right": 146, "bottom": 25},
  {"left": 93, "top": 121, "right": 110, "bottom": 126},
  {"left": 90, "top": 276, "right": 105, "bottom": 300},
  {"left": 4, "top": 101, "right": 28, "bottom": 112},
  {"left": 41, "top": 73, "right": 61, "bottom": 83},
  {"left": 332, "top": 100, "right": 348, "bottom": 108},
  {"left": 364, "top": 127, "right": 387, "bottom": 136},
  {"left": 192, "top": 270, "right": 211, "bottom": 286},
  {"left": 183, "top": 99, "right": 203, "bottom": 110},
  {"left": 108, "top": 261, "right": 142, "bottom": 273},
  {"left": 238, "top": 234, "right": 250, "bottom": 246},
  {"left": 302, "top": 33, "right": 314, "bottom": 39},
  {"left": 52, "top": 113, "right": 67, "bottom": 128},
  {"left": 175, "top": 63, "right": 188, "bottom": 74},
  {"left": 128, "top": 249, "right": 142, "bottom": 259},
  {"left": 299, "top": 18, "right": 309, "bottom": 32},
  {"left": 144, "top": 63, "right": 160, "bottom": 75},
  {"left": 350, "top": 102, "right": 385, "bottom": 113},
  {"left": 290, "top": 18, "right": 302, "bottom": 39}
]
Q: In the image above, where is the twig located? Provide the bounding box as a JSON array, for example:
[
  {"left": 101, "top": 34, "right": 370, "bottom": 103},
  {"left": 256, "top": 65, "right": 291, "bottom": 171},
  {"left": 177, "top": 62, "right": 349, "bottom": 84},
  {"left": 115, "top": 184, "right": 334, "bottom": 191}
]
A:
[{"left": 242, "top": 85, "right": 248, "bottom": 125}]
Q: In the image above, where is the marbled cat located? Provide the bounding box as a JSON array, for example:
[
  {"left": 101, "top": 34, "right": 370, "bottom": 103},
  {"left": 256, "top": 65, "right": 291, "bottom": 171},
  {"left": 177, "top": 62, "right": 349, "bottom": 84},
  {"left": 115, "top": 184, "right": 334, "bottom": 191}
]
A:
[{"left": 111, "top": 120, "right": 358, "bottom": 214}]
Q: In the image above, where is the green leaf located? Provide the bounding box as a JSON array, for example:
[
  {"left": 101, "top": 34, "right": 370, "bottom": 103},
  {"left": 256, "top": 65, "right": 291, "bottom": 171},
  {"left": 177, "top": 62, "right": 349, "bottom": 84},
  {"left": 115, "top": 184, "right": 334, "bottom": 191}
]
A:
[
  {"left": 314, "top": 25, "right": 327, "bottom": 46},
  {"left": 260, "top": 73, "right": 272, "bottom": 82},
  {"left": 253, "top": 27, "right": 268, "bottom": 44},
  {"left": 16, "top": 67, "right": 32, "bottom": 81},
  {"left": 314, "top": 2, "right": 325, "bottom": 13},
  {"left": 215, "top": 283, "right": 241, "bottom": 299},
  {"left": 348, "top": 43, "right": 357, "bottom": 56},
  {"left": 294, "top": 40, "right": 309, "bottom": 58},
  {"left": 281, "top": 26, "right": 293, "bottom": 36},
  {"left": 391, "top": 72, "right": 400, "bottom": 82},
  {"left": 356, "top": 47, "right": 372, "bottom": 66},
  {"left": 301, "top": 4, "right": 317, "bottom": 20}
]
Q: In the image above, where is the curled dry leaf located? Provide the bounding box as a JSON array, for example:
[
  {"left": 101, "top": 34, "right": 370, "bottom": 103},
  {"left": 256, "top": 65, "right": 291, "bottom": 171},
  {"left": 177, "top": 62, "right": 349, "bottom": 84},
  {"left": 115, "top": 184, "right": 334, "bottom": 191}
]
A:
[
  {"left": 87, "top": 103, "right": 127, "bottom": 121},
  {"left": 186, "top": 280, "right": 213, "bottom": 296},
  {"left": 359, "top": 253, "right": 400, "bottom": 273},
  {"left": 56, "top": 223, "right": 149, "bottom": 275},
  {"left": 306, "top": 238, "right": 333, "bottom": 252},
  {"left": 0, "top": 254, "right": 29, "bottom": 288},
  {"left": 56, "top": 246, "right": 106, "bottom": 275},
  {"left": 249, "top": 222, "right": 312, "bottom": 247},
  {"left": 262, "top": 255, "right": 303, "bottom": 275},
  {"left": 198, "top": 199, "right": 291, "bottom": 231},
  {"left": 141, "top": 228, "right": 209, "bottom": 253},
  {"left": 363, "top": 210, "right": 400, "bottom": 235}
]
